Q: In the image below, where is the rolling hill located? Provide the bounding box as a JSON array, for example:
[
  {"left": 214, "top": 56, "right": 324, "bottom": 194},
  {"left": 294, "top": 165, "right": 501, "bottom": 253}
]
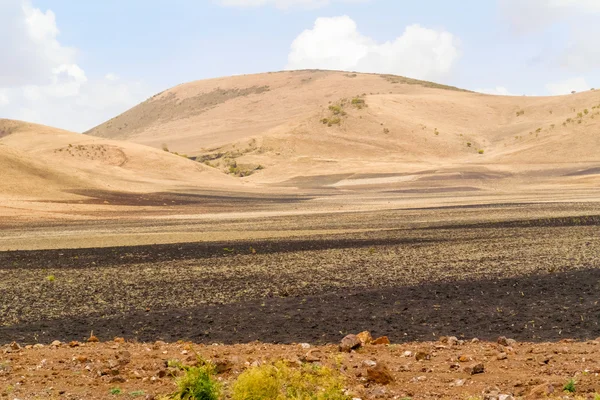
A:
[
  {"left": 85, "top": 70, "right": 600, "bottom": 190},
  {"left": 0, "top": 119, "right": 239, "bottom": 205}
]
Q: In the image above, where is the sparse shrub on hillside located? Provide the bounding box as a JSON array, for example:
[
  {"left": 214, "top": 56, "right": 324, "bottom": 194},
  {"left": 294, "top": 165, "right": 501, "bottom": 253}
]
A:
[
  {"left": 327, "top": 117, "right": 341, "bottom": 126},
  {"left": 328, "top": 105, "right": 343, "bottom": 115},
  {"left": 162, "top": 143, "right": 169, "bottom": 152},
  {"left": 434, "top": 128, "right": 439, "bottom": 136},
  {"left": 46, "top": 275, "right": 55, "bottom": 282},
  {"left": 383, "top": 128, "right": 390, "bottom": 134},
  {"left": 535, "top": 128, "right": 542, "bottom": 133},
  {"left": 466, "top": 142, "right": 472, "bottom": 147},
  {"left": 577, "top": 112, "right": 583, "bottom": 118},
  {"left": 232, "top": 362, "right": 349, "bottom": 400},
  {"left": 516, "top": 110, "right": 525, "bottom": 116},
  {"left": 584, "top": 109, "right": 589, "bottom": 115},
  {"left": 351, "top": 97, "right": 366, "bottom": 109},
  {"left": 549, "top": 110, "right": 553, "bottom": 114},
  {"left": 478, "top": 149, "right": 485, "bottom": 154}
]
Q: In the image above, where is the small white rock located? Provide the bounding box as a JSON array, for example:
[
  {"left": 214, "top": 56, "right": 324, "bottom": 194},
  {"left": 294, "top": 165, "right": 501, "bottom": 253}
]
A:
[
  {"left": 300, "top": 343, "right": 311, "bottom": 349},
  {"left": 362, "top": 360, "right": 377, "bottom": 367}
]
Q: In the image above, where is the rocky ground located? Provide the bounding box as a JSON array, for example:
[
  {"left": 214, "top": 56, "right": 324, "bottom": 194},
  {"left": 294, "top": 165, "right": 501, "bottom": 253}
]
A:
[
  {"left": 2, "top": 334, "right": 600, "bottom": 400},
  {"left": 1, "top": 201, "right": 600, "bottom": 399}
]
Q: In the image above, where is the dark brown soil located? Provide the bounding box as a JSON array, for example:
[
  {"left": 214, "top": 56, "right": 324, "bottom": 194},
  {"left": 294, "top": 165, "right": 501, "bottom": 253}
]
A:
[{"left": 2, "top": 217, "right": 599, "bottom": 346}]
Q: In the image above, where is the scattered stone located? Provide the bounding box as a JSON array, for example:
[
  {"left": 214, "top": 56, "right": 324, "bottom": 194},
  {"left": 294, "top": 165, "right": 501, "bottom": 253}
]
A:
[
  {"left": 214, "top": 358, "right": 234, "bottom": 373},
  {"left": 340, "top": 334, "right": 362, "bottom": 352},
  {"left": 472, "top": 338, "right": 480, "bottom": 343},
  {"left": 116, "top": 350, "right": 131, "bottom": 366},
  {"left": 465, "top": 363, "right": 485, "bottom": 375},
  {"left": 51, "top": 340, "right": 62, "bottom": 347},
  {"left": 302, "top": 349, "right": 322, "bottom": 363},
  {"left": 367, "top": 386, "right": 387, "bottom": 398},
  {"left": 482, "top": 386, "right": 500, "bottom": 400},
  {"left": 153, "top": 341, "right": 167, "bottom": 350},
  {"left": 33, "top": 344, "right": 44, "bottom": 349},
  {"left": 109, "top": 376, "right": 126, "bottom": 383},
  {"left": 356, "top": 331, "right": 373, "bottom": 345},
  {"left": 402, "top": 351, "right": 412, "bottom": 357},
  {"left": 300, "top": 343, "right": 311, "bottom": 349},
  {"left": 415, "top": 351, "right": 430, "bottom": 361},
  {"left": 449, "top": 363, "right": 460, "bottom": 371},
  {"left": 372, "top": 336, "right": 390, "bottom": 345},
  {"left": 528, "top": 383, "right": 554, "bottom": 398},
  {"left": 497, "top": 337, "right": 516, "bottom": 347},
  {"left": 10, "top": 342, "right": 21, "bottom": 351},
  {"left": 113, "top": 337, "right": 125, "bottom": 343},
  {"left": 366, "top": 364, "right": 394, "bottom": 385},
  {"left": 87, "top": 333, "right": 99, "bottom": 343},
  {"left": 497, "top": 352, "right": 508, "bottom": 360},
  {"left": 75, "top": 355, "right": 88, "bottom": 363},
  {"left": 499, "top": 395, "right": 515, "bottom": 400},
  {"left": 68, "top": 341, "right": 80, "bottom": 348},
  {"left": 451, "top": 379, "right": 466, "bottom": 387},
  {"left": 361, "top": 360, "right": 377, "bottom": 368},
  {"left": 458, "top": 354, "right": 473, "bottom": 363},
  {"left": 447, "top": 336, "right": 459, "bottom": 346}
]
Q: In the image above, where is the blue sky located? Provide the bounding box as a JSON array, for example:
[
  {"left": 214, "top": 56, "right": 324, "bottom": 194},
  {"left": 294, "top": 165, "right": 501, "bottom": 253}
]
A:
[{"left": 1, "top": 0, "right": 599, "bottom": 132}]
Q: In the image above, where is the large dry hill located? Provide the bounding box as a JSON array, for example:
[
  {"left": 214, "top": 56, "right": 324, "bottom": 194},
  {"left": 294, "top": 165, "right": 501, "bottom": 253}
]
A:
[
  {"left": 85, "top": 70, "right": 600, "bottom": 191},
  {"left": 0, "top": 119, "right": 240, "bottom": 218}
]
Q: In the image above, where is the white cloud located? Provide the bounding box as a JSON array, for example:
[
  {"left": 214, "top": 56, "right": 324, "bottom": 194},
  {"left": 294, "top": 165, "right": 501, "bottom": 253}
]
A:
[
  {"left": 0, "top": 91, "right": 9, "bottom": 107},
  {"left": 0, "top": 0, "right": 151, "bottom": 132},
  {"left": 545, "top": 76, "right": 590, "bottom": 95},
  {"left": 286, "top": 16, "right": 460, "bottom": 81},
  {"left": 218, "top": 0, "right": 366, "bottom": 10},
  {"left": 501, "top": 0, "right": 600, "bottom": 72},
  {"left": 475, "top": 86, "right": 518, "bottom": 96},
  {"left": 500, "top": 0, "right": 600, "bottom": 30}
]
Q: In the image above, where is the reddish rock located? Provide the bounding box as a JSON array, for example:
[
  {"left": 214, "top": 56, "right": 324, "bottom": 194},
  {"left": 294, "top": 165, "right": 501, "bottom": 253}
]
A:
[
  {"left": 372, "top": 336, "right": 390, "bottom": 345},
  {"left": 458, "top": 354, "right": 473, "bottom": 363},
  {"left": 357, "top": 331, "right": 373, "bottom": 345},
  {"left": 366, "top": 363, "right": 394, "bottom": 385}
]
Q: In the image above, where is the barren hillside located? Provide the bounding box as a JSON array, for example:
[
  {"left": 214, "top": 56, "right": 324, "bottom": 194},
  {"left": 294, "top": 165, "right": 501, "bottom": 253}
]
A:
[
  {"left": 0, "top": 119, "right": 240, "bottom": 205},
  {"left": 85, "top": 70, "right": 600, "bottom": 190}
]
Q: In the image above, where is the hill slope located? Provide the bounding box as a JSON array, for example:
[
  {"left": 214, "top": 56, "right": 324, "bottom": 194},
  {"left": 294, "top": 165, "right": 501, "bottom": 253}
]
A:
[
  {"left": 85, "top": 70, "right": 600, "bottom": 189},
  {"left": 0, "top": 119, "right": 239, "bottom": 203}
]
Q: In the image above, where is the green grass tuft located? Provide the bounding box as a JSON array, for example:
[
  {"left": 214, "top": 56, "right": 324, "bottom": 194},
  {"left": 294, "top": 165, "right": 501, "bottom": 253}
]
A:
[{"left": 563, "top": 378, "right": 576, "bottom": 393}]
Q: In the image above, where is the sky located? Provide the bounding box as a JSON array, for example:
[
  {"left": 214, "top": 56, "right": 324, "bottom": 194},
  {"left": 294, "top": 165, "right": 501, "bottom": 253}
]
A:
[{"left": 1, "top": 0, "right": 599, "bottom": 132}]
